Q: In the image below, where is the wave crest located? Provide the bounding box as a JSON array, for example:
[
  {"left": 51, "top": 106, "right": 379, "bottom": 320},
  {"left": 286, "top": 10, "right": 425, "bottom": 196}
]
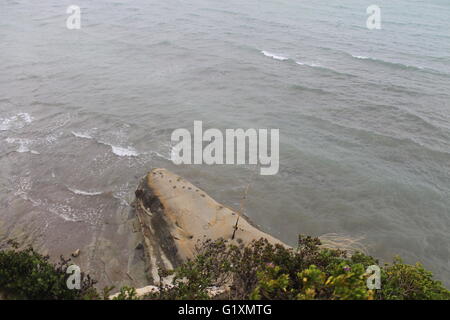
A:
[
  {"left": 72, "top": 130, "right": 139, "bottom": 157},
  {"left": 261, "top": 50, "right": 289, "bottom": 61},
  {"left": 71, "top": 131, "right": 93, "bottom": 139},
  {"left": 67, "top": 187, "right": 103, "bottom": 196}
]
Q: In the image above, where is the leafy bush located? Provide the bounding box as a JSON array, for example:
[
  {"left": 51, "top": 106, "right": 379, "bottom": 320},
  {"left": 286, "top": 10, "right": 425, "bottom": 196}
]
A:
[
  {"left": 0, "top": 241, "right": 98, "bottom": 300},
  {"left": 1, "top": 236, "right": 448, "bottom": 300},
  {"left": 378, "top": 257, "right": 450, "bottom": 300},
  {"left": 149, "top": 236, "right": 450, "bottom": 300}
]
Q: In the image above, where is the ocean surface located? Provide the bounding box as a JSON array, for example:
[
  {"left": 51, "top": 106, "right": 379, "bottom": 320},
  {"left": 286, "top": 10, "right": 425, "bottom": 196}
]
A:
[{"left": 1, "top": 0, "right": 449, "bottom": 286}]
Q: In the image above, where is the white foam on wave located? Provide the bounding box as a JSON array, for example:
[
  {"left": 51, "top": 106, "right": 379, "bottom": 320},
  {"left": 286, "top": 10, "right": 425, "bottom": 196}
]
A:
[
  {"left": 0, "top": 112, "right": 33, "bottom": 131},
  {"left": 261, "top": 50, "right": 289, "bottom": 61},
  {"left": 99, "top": 140, "right": 139, "bottom": 157},
  {"left": 17, "top": 144, "right": 31, "bottom": 153},
  {"left": 11, "top": 174, "right": 102, "bottom": 225},
  {"left": 111, "top": 145, "right": 139, "bottom": 157},
  {"left": 295, "top": 60, "right": 322, "bottom": 68},
  {"left": 72, "top": 130, "right": 139, "bottom": 157},
  {"left": 72, "top": 131, "right": 93, "bottom": 139},
  {"left": 67, "top": 187, "right": 103, "bottom": 196},
  {"left": 352, "top": 55, "right": 370, "bottom": 60},
  {"left": 20, "top": 112, "right": 33, "bottom": 123},
  {"left": 45, "top": 133, "right": 61, "bottom": 145},
  {"left": 5, "top": 137, "right": 39, "bottom": 154}
]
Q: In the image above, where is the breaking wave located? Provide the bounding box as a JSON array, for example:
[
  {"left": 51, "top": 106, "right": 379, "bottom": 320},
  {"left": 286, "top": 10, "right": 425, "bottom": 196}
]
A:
[
  {"left": 295, "top": 60, "right": 322, "bottom": 68},
  {"left": 71, "top": 131, "right": 93, "bottom": 139},
  {"left": 72, "top": 130, "right": 139, "bottom": 157},
  {"left": 5, "top": 137, "right": 39, "bottom": 154},
  {"left": 261, "top": 50, "right": 289, "bottom": 61},
  {"left": 67, "top": 187, "right": 103, "bottom": 196},
  {"left": 109, "top": 144, "right": 139, "bottom": 157}
]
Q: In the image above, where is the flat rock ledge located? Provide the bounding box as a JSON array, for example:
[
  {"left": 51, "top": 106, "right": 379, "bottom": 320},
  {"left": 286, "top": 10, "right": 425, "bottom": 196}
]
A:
[{"left": 133, "top": 168, "right": 285, "bottom": 284}]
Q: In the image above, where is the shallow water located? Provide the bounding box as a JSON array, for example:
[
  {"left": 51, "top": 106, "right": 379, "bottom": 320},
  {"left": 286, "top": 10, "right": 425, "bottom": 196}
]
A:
[{"left": 1, "top": 0, "right": 449, "bottom": 286}]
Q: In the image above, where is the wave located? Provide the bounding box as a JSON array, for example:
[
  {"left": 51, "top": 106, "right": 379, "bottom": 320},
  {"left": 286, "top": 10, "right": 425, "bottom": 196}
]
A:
[
  {"left": 260, "top": 50, "right": 355, "bottom": 77},
  {"left": 97, "top": 139, "right": 139, "bottom": 157},
  {"left": 261, "top": 50, "right": 289, "bottom": 61},
  {"left": 110, "top": 145, "right": 139, "bottom": 157},
  {"left": 295, "top": 60, "right": 356, "bottom": 79},
  {"left": 352, "top": 55, "right": 370, "bottom": 60},
  {"left": 151, "top": 150, "right": 171, "bottom": 161},
  {"left": 350, "top": 54, "right": 435, "bottom": 73},
  {"left": 19, "top": 113, "right": 33, "bottom": 123},
  {"left": 67, "top": 187, "right": 103, "bottom": 196},
  {"left": 71, "top": 131, "right": 93, "bottom": 139},
  {"left": 301, "top": 113, "right": 450, "bottom": 159},
  {"left": 310, "top": 47, "right": 449, "bottom": 76},
  {"left": 5, "top": 137, "right": 39, "bottom": 154},
  {"left": 0, "top": 112, "right": 33, "bottom": 131},
  {"left": 295, "top": 60, "right": 322, "bottom": 68},
  {"left": 72, "top": 130, "right": 139, "bottom": 157}
]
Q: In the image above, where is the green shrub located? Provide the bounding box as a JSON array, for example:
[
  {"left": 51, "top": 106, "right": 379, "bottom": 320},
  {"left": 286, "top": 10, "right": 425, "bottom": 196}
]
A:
[
  {"left": 149, "top": 236, "right": 449, "bottom": 300},
  {"left": 1, "top": 236, "right": 448, "bottom": 300},
  {"left": 0, "top": 241, "right": 98, "bottom": 300},
  {"left": 379, "top": 257, "right": 450, "bottom": 300}
]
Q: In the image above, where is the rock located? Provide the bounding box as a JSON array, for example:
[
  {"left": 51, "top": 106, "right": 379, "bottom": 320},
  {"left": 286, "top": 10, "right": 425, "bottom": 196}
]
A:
[
  {"left": 71, "top": 249, "right": 80, "bottom": 258},
  {"left": 134, "top": 168, "right": 285, "bottom": 283},
  {"left": 109, "top": 285, "right": 159, "bottom": 300},
  {"left": 108, "top": 284, "right": 226, "bottom": 300}
]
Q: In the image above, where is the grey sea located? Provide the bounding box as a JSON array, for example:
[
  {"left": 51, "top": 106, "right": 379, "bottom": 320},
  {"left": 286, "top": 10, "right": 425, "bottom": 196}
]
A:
[{"left": 1, "top": 0, "right": 449, "bottom": 287}]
